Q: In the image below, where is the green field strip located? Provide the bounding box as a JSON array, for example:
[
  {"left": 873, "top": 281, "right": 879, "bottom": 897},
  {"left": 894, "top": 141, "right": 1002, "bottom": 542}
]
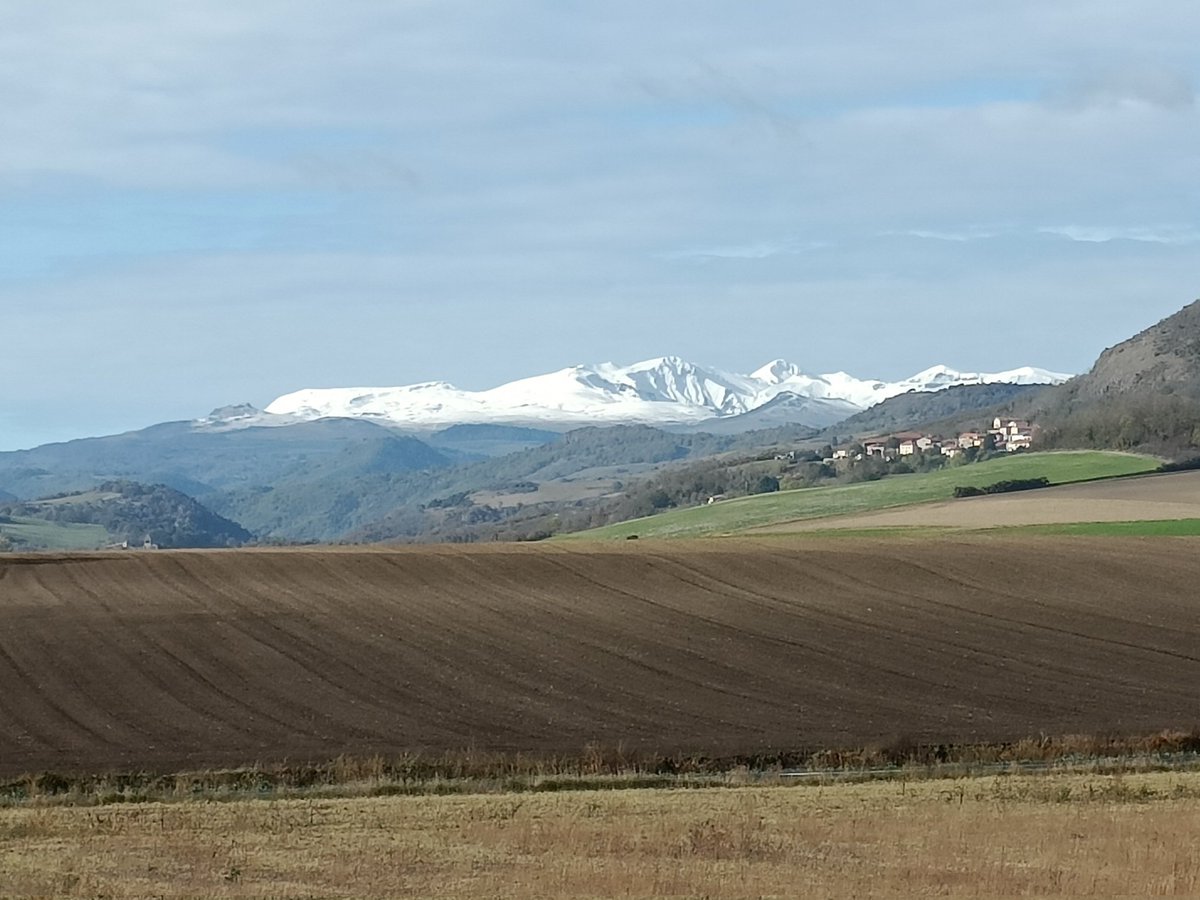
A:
[
  {"left": 565, "top": 451, "right": 1160, "bottom": 540},
  {"left": 0, "top": 517, "right": 111, "bottom": 550},
  {"left": 745, "top": 520, "right": 1200, "bottom": 541},
  {"left": 994, "top": 518, "right": 1200, "bottom": 537}
]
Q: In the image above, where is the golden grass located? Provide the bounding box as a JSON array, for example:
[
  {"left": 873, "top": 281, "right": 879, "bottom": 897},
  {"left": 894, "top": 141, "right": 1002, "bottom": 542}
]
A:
[{"left": 2, "top": 772, "right": 1199, "bottom": 897}]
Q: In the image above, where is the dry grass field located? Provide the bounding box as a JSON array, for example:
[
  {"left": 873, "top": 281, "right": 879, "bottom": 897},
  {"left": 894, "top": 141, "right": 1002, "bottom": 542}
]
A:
[
  {"left": 1, "top": 538, "right": 1199, "bottom": 776},
  {"left": 2, "top": 772, "right": 1199, "bottom": 897},
  {"left": 760, "top": 469, "right": 1200, "bottom": 532}
]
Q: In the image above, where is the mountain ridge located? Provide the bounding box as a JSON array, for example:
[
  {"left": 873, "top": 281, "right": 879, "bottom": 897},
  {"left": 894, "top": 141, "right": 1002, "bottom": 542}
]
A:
[
  {"left": 1034, "top": 298, "right": 1200, "bottom": 453},
  {"left": 254, "top": 357, "right": 1069, "bottom": 432}
]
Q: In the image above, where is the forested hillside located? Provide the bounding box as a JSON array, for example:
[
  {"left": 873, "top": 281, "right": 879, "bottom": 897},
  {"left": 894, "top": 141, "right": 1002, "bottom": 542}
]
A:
[
  {"left": 1034, "top": 299, "right": 1200, "bottom": 455},
  {"left": 829, "top": 382, "right": 1046, "bottom": 438},
  {"left": 1, "top": 481, "right": 252, "bottom": 548}
]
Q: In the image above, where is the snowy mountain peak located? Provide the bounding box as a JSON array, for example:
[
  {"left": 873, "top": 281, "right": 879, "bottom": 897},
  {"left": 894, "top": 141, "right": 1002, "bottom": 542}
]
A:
[
  {"left": 255, "top": 358, "right": 1071, "bottom": 432},
  {"left": 896, "top": 365, "right": 1070, "bottom": 392},
  {"left": 751, "top": 359, "right": 807, "bottom": 384},
  {"left": 909, "top": 364, "right": 957, "bottom": 379},
  {"left": 996, "top": 366, "right": 1068, "bottom": 383},
  {"left": 629, "top": 354, "right": 690, "bottom": 371}
]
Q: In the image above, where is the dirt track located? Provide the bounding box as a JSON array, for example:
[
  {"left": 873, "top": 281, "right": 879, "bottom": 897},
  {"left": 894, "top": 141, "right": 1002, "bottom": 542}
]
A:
[
  {"left": 1, "top": 540, "right": 1198, "bottom": 776},
  {"left": 760, "top": 470, "right": 1200, "bottom": 532}
]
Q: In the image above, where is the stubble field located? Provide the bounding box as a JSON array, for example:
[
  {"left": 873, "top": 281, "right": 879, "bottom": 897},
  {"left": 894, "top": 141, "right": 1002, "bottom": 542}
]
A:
[
  {"left": 1, "top": 538, "right": 1198, "bottom": 777},
  {"left": 3, "top": 772, "right": 1200, "bottom": 897}
]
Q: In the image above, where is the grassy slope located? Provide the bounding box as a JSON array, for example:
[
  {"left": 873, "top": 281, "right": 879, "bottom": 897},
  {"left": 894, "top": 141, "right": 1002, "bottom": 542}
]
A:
[
  {"left": 0, "top": 516, "right": 111, "bottom": 550},
  {"left": 567, "top": 451, "right": 1159, "bottom": 539}
]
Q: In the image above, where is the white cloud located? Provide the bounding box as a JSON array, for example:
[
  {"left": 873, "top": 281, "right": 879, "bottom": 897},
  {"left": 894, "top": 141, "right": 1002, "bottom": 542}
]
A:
[{"left": 882, "top": 229, "right": 1000, "bottom": 243}]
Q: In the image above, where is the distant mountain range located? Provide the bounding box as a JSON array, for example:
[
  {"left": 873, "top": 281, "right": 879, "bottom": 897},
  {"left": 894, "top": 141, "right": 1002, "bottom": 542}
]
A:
[
  {"left": 204, "top": 357, "right": 1069, "bottom": 433},
  {"left": 0, "top": 353, "right": 1072, "bottom": 548},
  {"left": 9, "top": 299, "right": 1200, "bottom": 549},
  {"left": 55, "top": 325, "right": 1200, "bottom": 550}
]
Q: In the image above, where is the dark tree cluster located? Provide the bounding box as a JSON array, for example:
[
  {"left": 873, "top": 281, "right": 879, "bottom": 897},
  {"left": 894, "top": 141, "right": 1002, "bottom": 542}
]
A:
[{"left": 2, "top": 480, "right": 252, "bottom": 548}]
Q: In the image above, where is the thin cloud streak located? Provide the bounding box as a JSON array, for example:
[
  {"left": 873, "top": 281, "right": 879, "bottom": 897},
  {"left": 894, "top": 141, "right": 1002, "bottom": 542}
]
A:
[{"left": 1038, "top": 226, "right": 1200, "bottom": 245}]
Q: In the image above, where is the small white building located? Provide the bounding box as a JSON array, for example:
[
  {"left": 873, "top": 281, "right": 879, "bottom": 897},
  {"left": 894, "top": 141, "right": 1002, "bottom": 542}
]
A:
[{"left": 990, "top": 418, "right": 1035, "bottom": 451}]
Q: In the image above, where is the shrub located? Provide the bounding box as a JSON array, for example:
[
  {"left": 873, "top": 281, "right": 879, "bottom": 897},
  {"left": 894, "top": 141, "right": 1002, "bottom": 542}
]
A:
[
  {"left": 1160, "top": 457, "right": 1200, "bottom": 473},
  {"left": 955, "top": 477, "right": 1050, "bottom": 499}
]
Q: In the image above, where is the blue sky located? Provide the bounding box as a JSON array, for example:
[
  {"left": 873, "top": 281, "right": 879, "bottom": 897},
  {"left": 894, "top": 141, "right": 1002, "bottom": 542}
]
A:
[{"left": 2, "top": 1, "right": 1199, "bottom": 449}]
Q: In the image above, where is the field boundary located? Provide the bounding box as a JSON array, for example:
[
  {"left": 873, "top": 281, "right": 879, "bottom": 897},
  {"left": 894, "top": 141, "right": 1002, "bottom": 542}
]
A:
[{"left": 6, "top": 739, "right": 1200, "bottom": 808}]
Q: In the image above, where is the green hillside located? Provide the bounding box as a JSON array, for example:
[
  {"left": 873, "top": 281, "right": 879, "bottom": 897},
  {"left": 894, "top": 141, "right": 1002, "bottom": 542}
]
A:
[
  {"left": 0, "top": 516, "right": 111, "bottom": 551},
  {"left": 566, "top": 451, "right": 1159, "bottom": 540},
  {"left": 0, "top": 481, "right": 252, "bottom": 550}
]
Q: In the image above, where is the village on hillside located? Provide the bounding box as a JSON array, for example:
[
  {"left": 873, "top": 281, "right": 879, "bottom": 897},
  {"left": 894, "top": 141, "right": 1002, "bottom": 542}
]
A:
[{"left": 832, "top": 417, "right": 1037, "bottom": 462}]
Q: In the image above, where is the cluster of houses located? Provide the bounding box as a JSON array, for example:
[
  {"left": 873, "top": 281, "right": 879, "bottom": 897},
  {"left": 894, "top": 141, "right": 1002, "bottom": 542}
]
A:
[
  {"left": 106, "top": 535, "right": 159, "bottom": 551},
  {"left": 831, "top": 417, "right": 1036, "bottom": 462}
]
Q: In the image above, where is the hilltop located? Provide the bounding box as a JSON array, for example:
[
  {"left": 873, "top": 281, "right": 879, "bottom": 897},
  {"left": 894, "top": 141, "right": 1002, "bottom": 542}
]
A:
[
  {"left": 0, "top": 481, "right": 252, "bottom": 550},
  {"left": 825, "top": 382, "right": 1046, "bottom": 439},
  {"left": 1036, "top": 299, "right": 1200, "bottom": 453}
]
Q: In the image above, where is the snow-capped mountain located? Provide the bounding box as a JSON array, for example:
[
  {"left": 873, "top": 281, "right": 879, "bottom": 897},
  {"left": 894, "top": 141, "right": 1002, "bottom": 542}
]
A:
[{"left": 239, "top": 357, "right": 1069, "bottom": 432}]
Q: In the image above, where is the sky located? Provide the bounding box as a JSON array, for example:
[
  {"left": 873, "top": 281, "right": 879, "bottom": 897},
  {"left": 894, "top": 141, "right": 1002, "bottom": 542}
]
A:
[{"left": 2, "top": 1, "right": 1199, "bottom": 450}]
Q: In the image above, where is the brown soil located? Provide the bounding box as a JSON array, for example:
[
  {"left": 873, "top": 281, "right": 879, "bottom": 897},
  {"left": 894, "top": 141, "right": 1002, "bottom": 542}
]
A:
[
  {"left": 764, "top": 470, "right": 1200, "bottom": 531},
  {"left": 1, "top": 539, "right": 1198, "bottom": 776}
]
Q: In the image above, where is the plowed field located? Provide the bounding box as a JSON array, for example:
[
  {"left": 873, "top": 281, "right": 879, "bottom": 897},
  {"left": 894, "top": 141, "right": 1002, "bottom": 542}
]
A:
[{"left": 1, "top": 540, "right": 1198, "bottom": 776}]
